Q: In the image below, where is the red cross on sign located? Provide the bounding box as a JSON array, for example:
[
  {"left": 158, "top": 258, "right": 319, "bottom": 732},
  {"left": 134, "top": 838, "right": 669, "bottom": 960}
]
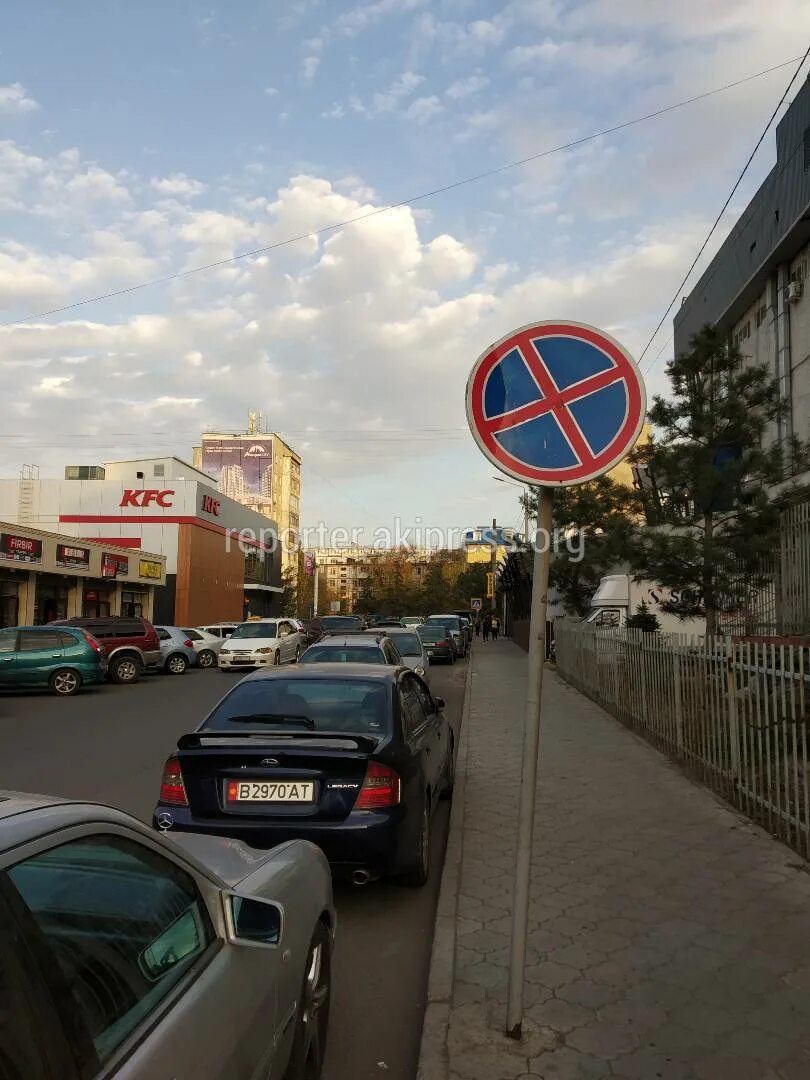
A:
[{"left": 466, "top": 321, "right": 646, "bottom": 486}]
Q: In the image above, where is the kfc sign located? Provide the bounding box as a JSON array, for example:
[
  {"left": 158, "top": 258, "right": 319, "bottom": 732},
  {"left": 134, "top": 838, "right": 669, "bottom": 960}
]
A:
[
  {"left": 201, "top": 494, "right": 221, "bottom": 516},
  {"left": 119, "top": 489, "right": 174, "bottom": 508}
]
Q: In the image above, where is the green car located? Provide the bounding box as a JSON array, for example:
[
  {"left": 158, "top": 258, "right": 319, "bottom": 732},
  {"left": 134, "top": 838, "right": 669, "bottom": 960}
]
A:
[{"left": 0, "top": 625, "right": 107, "bottom": 696}]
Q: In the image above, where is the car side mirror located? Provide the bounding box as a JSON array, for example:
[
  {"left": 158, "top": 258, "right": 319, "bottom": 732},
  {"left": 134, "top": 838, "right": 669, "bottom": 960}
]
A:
[
  {"left": 434, "top": 696, "right": 445, "bottom": 711},
  {"left": 226, "top": 893, "right": 283, "bottom": 947}
]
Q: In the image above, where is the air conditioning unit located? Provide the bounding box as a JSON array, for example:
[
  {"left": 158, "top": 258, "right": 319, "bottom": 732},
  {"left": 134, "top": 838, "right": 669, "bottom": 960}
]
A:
[{"left": 787, "top": 280, "right": 803, "bottom": 302}]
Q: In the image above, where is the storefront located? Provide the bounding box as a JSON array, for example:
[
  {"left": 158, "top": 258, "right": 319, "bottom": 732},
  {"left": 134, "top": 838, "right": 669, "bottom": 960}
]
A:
[
  {"left": 0, "top": 460, "right": 283, "bottom": 626},
  {"left": 0, "top": 523, "right": 166, "bottom": 626}
]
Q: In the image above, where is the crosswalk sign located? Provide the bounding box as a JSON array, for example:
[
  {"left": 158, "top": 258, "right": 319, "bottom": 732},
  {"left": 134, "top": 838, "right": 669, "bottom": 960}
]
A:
[
  {"left": 486, "top": 573, "right": 495, "bottom": 598},
  {"left": 471, "top": 597, "right": 482, "bottom": 611}
]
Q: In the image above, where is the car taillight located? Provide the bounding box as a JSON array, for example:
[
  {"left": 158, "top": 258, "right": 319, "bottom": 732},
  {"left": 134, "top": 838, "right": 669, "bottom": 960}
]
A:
[
  {"left": 159, "top": 756, "right": 188, "bottom": 806},
  {"left": 183, "top": 639, "right": 193, "bottom": 648},
  {"left": 355, "top": 762, "right": 400, "bottom": 810},
  {"left": 85, "top": 633, "right": 104, "bottom": 654},
  {"left": 439, "top": 638, "right": 450, "bottom": 647}
]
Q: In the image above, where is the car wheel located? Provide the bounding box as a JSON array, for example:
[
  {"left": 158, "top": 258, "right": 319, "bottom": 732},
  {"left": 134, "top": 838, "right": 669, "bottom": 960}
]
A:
[
  {"left": 50, "top": 669, "right": 81, "bottom": 696},
  {"left": 198, "top": 649, "right": 216, "bottom": 668},
  {"left": 283, "top": 923, "right": 331, "bottom": 1080},
  {"left": 441, "top": 734, "right": 455, "bottom": 799},
  {"left": 402, "top": 797, "right": 431, "bottom": 887},
  {"left": 274, "top": 649, "right": 281, "bottom": 666},
  {"left": 166, "top": 653, "right": 188, "bottom": 675},
  {"left": 110, "top": 655, "right": 142, "bottom": 684}
]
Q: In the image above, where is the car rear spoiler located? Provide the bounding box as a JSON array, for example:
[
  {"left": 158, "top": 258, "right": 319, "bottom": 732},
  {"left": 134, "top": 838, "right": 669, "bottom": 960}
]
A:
[{"left": 178, "top": 731, "right": 380, "bottom": 753}]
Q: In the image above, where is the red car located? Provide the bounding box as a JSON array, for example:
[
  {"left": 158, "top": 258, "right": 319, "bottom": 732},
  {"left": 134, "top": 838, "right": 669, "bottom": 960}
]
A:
[{"left": 51, "top": 616, "right": 162, "bottom": 684}]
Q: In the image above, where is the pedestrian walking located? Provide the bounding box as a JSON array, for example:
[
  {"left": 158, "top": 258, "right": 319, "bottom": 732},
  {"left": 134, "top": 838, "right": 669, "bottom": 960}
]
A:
[
  {"left": 475, "top": 618, "right": 481, "bottom": 638},
  {"left": 491, "top": 615, "right": 500, "bottom": 641},
  {"left": 482, "top": 614, "right": 491, "bottom": 641}
]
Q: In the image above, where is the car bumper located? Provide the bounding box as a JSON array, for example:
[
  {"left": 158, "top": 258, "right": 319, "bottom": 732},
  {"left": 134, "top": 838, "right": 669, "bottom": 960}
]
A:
[
  {"left": 153, "top": 806, "right": 405, "bottom": 876},
  {"left": 218, "top": 654, "right": 277, "bottom": 668},
  {"left": 424, "top": 647, "right": 453, "bottom": 660}
]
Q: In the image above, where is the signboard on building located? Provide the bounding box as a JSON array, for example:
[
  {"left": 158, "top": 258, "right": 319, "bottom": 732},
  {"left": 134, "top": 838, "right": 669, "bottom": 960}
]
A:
[
  {"left": 56, "top": 543, "right": 90, "bottom": 569},
  {"left": 102, "top": 552, "right": 129, "bottom": 578},
  {"left": 304, "top": 553, "right": 315, "bottom": 576},
  {"left": 139, "top": 559, "right": 163, "bottom": 580},
  {"left": 0, "top": 533, "right": 42, "bottom": 563},
  {"left": 330, "top": 600, "right": 341, "bottom": 612},
  {"left": 201, "top": 437, "right": 273, "bottom": 502}
]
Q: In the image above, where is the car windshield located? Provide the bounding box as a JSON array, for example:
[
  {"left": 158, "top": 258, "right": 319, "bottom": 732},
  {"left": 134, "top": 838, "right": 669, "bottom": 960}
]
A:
[
  {"left": 418, "top": 627, "right": 445, "bottom": 641},
  {"left": 320, "top": 617, "right": 363, "bottom": 630},
  {"left": 203, "top": 678, "right": 390, "bottom": 733},
  {"left": 426, "top": 616, "right": 459, "bottom": 627},
  {"left": 299, "top": 646, "right": 385, "bottom": 664},
  {"left": 228, "top": 623, "right": 278, "bottom": 640},
  {"left": 386, "top": 633, "right": 421, "bottom": 656}
]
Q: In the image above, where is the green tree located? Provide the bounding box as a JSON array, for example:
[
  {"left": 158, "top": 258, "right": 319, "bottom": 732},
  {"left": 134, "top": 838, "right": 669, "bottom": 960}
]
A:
[
  {"left": 523, "top": 475, "right": 641, "bottom": 616},
  {"left": 279, "top": 565, "right": 298, "bottom": 616},
  {"left": 631, "top": 325, "right": 808, "bottom": 636},
  {"left": 626, "top": 600, "right": 661, "bottom": 632}
]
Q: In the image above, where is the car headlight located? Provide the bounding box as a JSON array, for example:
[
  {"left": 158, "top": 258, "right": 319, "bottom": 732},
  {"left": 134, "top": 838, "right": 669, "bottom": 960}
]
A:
[
  {"left": 415, "top": 665, "right": 426, "bottom": 676},
  {"left": 220, "top": 649, "right": 231, "bottom": 656}
]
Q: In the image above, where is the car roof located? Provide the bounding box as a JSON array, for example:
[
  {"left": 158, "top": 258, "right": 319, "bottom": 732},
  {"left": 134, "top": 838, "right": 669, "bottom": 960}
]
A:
[
  {"left": 311, "top": 635, "right": 385, "bottom": 646},
  {"left": 0, "top": 790, "right": 152, "bottom": 854},
  {"left": 238, "top": 663, "right": 405, "bottom": 684}
]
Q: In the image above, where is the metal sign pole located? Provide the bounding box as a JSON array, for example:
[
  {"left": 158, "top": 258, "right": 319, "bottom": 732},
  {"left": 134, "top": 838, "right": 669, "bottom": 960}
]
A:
[{"left": 506, "top": 485, "right": 553, "bottom": 1039}]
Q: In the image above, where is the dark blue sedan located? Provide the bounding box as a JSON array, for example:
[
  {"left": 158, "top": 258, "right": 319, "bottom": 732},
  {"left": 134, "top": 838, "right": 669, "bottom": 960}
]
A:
[{"left": 153, "top": 664, "right": 454, "bottom": 886}]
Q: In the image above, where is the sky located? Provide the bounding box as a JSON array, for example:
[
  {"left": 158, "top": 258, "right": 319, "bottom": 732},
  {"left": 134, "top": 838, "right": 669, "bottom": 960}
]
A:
[{"left": 2, "top": 0, "right": 810, "bottom": 546}]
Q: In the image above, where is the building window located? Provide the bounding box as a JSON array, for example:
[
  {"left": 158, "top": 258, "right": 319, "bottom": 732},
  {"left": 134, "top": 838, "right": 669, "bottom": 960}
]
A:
[
  {"left": 756, "top": 304, "right": 768, "bottom": 328},
  {"left": 733, "top": 321, "right": 751, "bottom": 346},
  {"left": 153, "top": 464, "right": 165, "bottom": 478}
]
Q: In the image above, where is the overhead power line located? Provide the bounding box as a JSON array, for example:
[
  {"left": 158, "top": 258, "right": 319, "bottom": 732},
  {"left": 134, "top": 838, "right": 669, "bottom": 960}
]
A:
[
  {"left": 639, "top": 43, "right": 810, "bottom": 372},
  {"left": 1, "top": 56, "right": 805, "bottom": 330}
]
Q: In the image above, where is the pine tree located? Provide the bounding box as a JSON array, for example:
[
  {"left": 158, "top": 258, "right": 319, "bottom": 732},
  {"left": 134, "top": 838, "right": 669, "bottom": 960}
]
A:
[
  {"left": 626, "top": 600, "right": 661, "bottom": 632},
  {"left": 632, "top": 325, "right": 808, "bottom": 636}
]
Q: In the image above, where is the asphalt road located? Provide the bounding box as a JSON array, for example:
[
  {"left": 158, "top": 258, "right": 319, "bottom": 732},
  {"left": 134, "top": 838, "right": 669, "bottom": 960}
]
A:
[{"left": 0, "top": 652, "right": 468, "bottom": 1080}]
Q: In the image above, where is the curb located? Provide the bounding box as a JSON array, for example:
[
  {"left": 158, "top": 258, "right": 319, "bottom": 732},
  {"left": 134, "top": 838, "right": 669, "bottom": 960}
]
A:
[{"left": 417, "top": 648, "right": 474, "bottom": 1080}]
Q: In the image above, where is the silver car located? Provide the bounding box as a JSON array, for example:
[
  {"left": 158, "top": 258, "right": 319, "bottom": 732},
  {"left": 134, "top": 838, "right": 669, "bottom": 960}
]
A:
[
  {"left": 182, "top": 627, "right": 224, "bottom": 669},
  {"left": 0, "top": 790, "right": 334, "bottom": 1079},
  {"left": 155, "top": 625, "right": 199, "bottom": 675},
  {"left": 363, "top": 627, "right": 431, "bottom": 685}
]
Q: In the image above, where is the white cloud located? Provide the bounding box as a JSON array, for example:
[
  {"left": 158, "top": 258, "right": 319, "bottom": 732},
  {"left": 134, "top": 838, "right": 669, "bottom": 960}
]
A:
[
  {"left": 404, "top": 95, "right": 443, "bottom": 124},
  {"left": 301, "top": 55, "right": 320, "bottom": 81},
  {"left": 34, "top": 376, "right": 73, "bottom": 396},
  {"left": 335, "top": 0, "right": 425, "bottom": 36},
  {"left": 322, "top": 103, "right": 346, "bottom": 120},
  {"left": 64, "top": 165, "right": 130, "bottom": 203},
  {"left": 0, "top": 82, "right": 39, "bottom": 114},
  {"left": 264, "top": 86, "right": 279, "bottom": 96},
  {"left": 151, "top": 173, "right": 207, "bottom": 197},
  {"left": 370, "top": 70, "right": 424, "bottom": 115},
  {"left": 445, "top": 74, "right": 490, "bottom": 101}
]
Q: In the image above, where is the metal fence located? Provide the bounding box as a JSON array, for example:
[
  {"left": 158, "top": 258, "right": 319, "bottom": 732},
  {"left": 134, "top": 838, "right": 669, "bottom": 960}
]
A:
[
  {"left": 555, "top": 622, "right": 810, "bottom": 858},
  {"left": 781, "top": 498, "right": 810, "bottom": 635}
]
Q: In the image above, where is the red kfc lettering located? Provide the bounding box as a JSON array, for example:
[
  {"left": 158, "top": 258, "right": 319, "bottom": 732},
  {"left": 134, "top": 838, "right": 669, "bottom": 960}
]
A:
[
  {"left": 119, "top": 489, "right": 174, "bottom": 508},
  {"left": 201, "top": 494, "right": 220, "bottom": 516}
]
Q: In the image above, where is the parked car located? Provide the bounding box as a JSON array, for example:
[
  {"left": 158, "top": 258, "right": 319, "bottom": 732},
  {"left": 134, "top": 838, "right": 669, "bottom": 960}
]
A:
[
  {"left": 0, "top": 789, "right": 334, "bottom": 1078},
  {"left": 424, "top": 615, "right": 467, "bottom": 658},
  {"left": 455, "top": 614, "right": 474, "bottom": 646},
  {"left": 363, "top": 627, "right": 430, "bottom": 684},
  {"left": 301, "top": 619, "right": 325, "bottom": 647},
  {"left": 181, "top": 626, "right": 223, "bottom": 668},
  {"left": 153, "top": 664, "right": 453, "bottom": 885},
  {"left": 52, "top": 616, "right": 162, "bottom": 684},
  {"left": 155, "top": 626, "right": 199, "bottom": 674},
  {"left": 375, "top": 617, "right": 403, "bottom": 628},
  {"left": 400, "top": 616, "right": 425, "bottom": 627},
  {"left": 219, "top": 619, "right": 304, "bottom": 670},
  {"left": 196, "top": 622, "right": 240, "bottom": 640},
  {"left": 417, "top": 624, "right": 456, "bottom": 664},
  {"left": 317, "top": 615, "right": 364, "bottom": 634},
  {"left": 299, "top": 634, "right": 402, "bottom": 666},
  {"left": 0, "top": 624, "right": 107, "bottom": 696}
]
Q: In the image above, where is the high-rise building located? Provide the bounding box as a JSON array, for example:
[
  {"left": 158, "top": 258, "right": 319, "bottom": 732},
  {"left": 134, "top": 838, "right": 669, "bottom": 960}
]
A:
[
  {"left": 219, "top": 464, "right": 246, "bottom": 500},
  {"left": 193, "top": 416, "right": 301, "bottom": 571}
]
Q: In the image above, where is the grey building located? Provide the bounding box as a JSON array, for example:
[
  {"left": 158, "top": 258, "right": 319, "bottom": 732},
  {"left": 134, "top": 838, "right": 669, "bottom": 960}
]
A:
[{"left": 674, "top": 75, "right": 810, "bottom": 463}]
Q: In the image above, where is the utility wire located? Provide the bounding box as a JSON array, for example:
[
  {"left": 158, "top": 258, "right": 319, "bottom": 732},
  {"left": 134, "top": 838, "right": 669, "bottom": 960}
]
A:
[
  {"left": 638, "top": 44, "right": 810, "bottom": 371},
  {"left": 1, "top": 56, "right": 804, "bottom": 330}
]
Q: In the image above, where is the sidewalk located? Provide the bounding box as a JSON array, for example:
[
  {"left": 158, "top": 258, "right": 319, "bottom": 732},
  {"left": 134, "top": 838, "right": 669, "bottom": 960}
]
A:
[{"left": 419, "top": 639, "right": 810, "bottom": 1080}]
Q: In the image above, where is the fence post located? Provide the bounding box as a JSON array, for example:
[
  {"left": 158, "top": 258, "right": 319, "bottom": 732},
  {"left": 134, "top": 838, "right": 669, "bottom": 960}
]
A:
[
  {"left": 725, "top": 637, "right": 740, "bottom": 781},
  {"left": 673, "top": 646, "right": 684, "bottom": 753}
]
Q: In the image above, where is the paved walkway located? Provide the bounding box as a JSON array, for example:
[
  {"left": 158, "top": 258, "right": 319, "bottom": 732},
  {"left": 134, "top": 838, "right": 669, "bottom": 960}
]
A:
[{"left": 420, "top": 639, "right": 810, "bottom": 1080}]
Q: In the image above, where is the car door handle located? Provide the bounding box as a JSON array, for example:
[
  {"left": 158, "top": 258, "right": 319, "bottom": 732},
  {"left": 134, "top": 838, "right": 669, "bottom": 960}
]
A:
[{"left": 2, "top": 657, "right": 13, "bottom": 661}]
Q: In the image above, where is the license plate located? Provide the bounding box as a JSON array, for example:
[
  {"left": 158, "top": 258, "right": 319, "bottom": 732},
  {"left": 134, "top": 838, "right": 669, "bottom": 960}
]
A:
[{"left": 227, "top": 780, "right": 314, "bottom": 803}]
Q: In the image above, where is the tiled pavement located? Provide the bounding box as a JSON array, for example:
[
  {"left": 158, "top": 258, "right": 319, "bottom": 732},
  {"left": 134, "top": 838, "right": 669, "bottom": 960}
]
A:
[{"left": 420, "top": 639, "right": 810, "bottom": 1080}]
